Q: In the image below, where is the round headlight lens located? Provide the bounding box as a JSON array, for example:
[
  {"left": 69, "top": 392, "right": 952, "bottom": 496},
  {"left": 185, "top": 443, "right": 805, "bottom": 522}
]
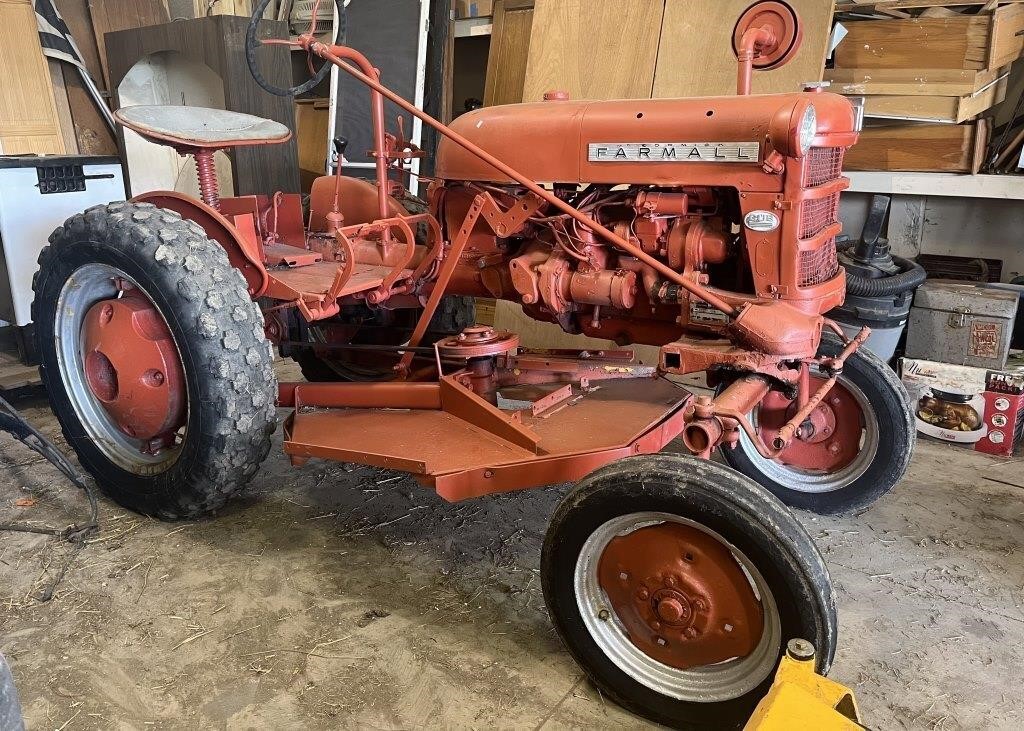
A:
[{"left": 798, "top": 105, "right": 818, "bottom": 156}]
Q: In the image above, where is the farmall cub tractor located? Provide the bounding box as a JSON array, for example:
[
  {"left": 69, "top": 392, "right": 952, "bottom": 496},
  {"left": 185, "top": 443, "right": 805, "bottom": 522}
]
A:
[{"left": 32, "top": 1, "right": 912, "bottom": 727}]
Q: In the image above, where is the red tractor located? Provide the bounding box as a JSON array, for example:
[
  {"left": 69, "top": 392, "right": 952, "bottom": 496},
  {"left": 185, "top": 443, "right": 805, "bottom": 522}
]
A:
[{"left": 31, "top": 1, "right": 910, "bottom": 727}]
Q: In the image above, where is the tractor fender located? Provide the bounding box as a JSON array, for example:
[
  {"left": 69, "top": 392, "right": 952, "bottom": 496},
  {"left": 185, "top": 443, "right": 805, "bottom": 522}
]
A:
[
  {"left": 131, "top": 191, "right": 270, "bottom": 298},
  {"left": 308, "top": 175, "right": 411, "bottom": 233}
]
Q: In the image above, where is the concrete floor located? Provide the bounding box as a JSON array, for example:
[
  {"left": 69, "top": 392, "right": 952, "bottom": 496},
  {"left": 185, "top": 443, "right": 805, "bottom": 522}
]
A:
[{"left": 2, "top": 365, "right": 1024, "bottom": 730}]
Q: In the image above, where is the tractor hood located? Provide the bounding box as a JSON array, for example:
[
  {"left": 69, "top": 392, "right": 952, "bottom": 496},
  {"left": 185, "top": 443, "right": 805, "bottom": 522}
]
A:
[{"left": 435, "top": 92, "right": 857, "bottom": 186}]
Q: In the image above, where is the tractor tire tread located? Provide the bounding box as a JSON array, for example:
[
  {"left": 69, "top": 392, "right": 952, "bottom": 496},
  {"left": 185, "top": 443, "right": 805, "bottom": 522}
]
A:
[
  {"left": 33, "top": 201, "right": 277, "bottom": 520},
  {"left": 542, "top": 454, "right": 836, "bottom": 730}
]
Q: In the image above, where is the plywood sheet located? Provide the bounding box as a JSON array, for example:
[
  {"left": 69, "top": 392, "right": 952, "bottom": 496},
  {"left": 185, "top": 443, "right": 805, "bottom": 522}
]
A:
[
  {"left": 87, "top": 0, "right": 169, "bottom": 89},
  {"left": 522, "top": 0, "right": 665, "bottom": 102},
  {"left": 0, "top": 0, "right": 65, "bottom": 154},
  {"left": 654, "top": 0, "right": 835, "bottom": 98},
  {"left": 484, "top": 0, "right": 535, "bottom": 106}
]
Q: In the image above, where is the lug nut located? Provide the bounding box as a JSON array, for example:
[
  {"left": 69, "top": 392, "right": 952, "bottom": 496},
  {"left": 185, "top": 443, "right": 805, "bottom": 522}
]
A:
[
  {"left": 684, "top": 627, "right": 699, "bottom": 639},
  {"left": 619, "top": 572, "right": 629, "bottom": 581},
  {"left": 787, "top": 638, "right": 816, "bottom": 661},
  {"left": 637, "top": 587, "right": 650, "bottom": 600},
  {"left": 655, "top": 637, "right": 667, "bottom": 646}
]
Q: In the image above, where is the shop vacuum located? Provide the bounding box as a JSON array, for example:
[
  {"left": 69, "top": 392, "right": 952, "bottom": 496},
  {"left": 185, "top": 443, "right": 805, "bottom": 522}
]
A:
[{"left": 829, "top": 195, "right": 927, "bottom": 362}]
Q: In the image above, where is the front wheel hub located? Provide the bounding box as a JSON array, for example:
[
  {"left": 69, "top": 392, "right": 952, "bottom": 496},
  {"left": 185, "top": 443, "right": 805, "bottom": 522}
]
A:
[
  {"left": 597, "top": 522, "right": 764, "bottom": 669},
  {"left": 81, "top": 292, "right": 186, "bottom": 442},
  {"left": 758, "top": 376, "right": 863, "bottom": 471}
]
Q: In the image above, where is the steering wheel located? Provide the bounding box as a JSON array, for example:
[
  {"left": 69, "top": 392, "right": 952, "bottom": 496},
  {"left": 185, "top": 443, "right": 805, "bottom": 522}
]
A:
[{"left": 246, "top": 0, "right": 347, "bottom": 97}]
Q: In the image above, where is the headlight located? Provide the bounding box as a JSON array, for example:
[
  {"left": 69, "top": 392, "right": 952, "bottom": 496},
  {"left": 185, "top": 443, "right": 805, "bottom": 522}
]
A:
[{"left": 798, "top": 105, "right": 817, "bottom": 156}]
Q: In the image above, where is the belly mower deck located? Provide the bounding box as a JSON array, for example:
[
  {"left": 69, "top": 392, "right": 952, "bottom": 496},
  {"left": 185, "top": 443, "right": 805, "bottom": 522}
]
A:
[{"left": 279, "top": 358, "right": 691, "bottom": 502}]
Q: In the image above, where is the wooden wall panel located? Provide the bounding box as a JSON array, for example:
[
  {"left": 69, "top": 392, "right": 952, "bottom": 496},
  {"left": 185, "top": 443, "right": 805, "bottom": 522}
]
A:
[
  {"left": 0, "top": 0, "right": 65, "bottom": 154},
  {"left": 484, "top": 0, "right": 535, "bottom": 106},
  {"left": 522, "top": 0, "right": 665, "bottom": 102},
  {"left": 105, "top": 15, "right": 300, "bottom": 196},
  {"left": 55, "top": 0, "right": 119, "bottom": 153},
  {"left": 654, "top": 0, "right": 834, "bottom": 98},
  {"left": 87, "top": 0, "right": 169, "bottom": 89}
]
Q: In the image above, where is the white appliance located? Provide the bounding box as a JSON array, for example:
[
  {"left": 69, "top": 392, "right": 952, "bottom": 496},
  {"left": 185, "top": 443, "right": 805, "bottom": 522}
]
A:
[{"left": 0, "top": 155, "right": 126, "bottom": 327}]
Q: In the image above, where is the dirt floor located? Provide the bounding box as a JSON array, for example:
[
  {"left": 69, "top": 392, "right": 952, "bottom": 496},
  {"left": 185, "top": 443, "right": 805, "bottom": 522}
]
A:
[{"left": 2, "top": 363, "right": 1024, "bottom": 730}]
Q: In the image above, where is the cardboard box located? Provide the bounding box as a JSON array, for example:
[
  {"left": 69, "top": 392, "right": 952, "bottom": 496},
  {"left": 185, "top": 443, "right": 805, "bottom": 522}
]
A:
[
  {"left": 454, "top": 0, "right": 494, "bottom": 18},
  {"left": 900, "top": 355, "right": 1024, "bottom": 456},
  {"left": 976, "top": 372, "right": 1024, "bottom": 458}
]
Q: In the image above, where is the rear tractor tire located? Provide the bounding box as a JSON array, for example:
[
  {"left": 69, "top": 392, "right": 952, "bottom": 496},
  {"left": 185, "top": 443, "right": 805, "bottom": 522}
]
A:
[
  {"left": 720, "top": 332, "right": 914, "bottom": 515},
  {"left": 542, "top": 454, "right": 836, "bottom": 730},
  {"left": 32, "top": 202, "right": 277, "bottom": 520}
]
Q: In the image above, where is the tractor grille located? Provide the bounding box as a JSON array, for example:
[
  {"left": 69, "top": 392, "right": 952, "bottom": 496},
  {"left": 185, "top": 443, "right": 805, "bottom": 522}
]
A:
[
  {"left": 798, "top": 194, "right": 839, "bottom": 240},
  {"left": 797, "top": 147, "right": 845, "bottom": 286},
  {"left": 799, "top": 240, "right": 839, "bottom": 287},
  {"left": 802, "top": 147, "right": 844, "bottom": 188}
]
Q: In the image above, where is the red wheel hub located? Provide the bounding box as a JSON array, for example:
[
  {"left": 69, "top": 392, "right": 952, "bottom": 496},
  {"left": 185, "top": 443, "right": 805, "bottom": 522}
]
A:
[
  {"left": 756, "top": 376, "right": 864, "bottom": 471},
  {"left": 81, "top": 291, "right": 186, "bottom": 446},
  {"left": 597, "top": 522, "right": 764, "bottom": 670}
]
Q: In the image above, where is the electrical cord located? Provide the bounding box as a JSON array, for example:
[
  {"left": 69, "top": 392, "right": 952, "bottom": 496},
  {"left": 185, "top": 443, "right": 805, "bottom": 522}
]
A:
[{"left": 0, "top": 394, "right": 99, "bottom": 602}]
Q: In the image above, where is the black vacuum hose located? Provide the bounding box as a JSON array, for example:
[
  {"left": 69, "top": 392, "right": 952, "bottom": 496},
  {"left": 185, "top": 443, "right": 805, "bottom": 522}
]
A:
[
  {"left": 844, "top": 255, "right": 927, "bottom": 298},
  {"left": 246, "top": 0, "right": 346, "bottom": 97}
]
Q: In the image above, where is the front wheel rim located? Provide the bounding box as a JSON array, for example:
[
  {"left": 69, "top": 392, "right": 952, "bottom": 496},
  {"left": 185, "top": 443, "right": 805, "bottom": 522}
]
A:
[
  {"left": 574, "top": 512, "right": 781, "bottom": 702},
  {"left": 738, "top": 372, "right": 879, "bottom": 494},
  {"left": 55, "top": 263, "right": 188, "bottom": 475}
]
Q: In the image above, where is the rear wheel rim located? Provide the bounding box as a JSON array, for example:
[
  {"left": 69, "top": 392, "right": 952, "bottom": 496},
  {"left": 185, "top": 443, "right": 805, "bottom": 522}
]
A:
[
  {"left": 55, "top": 263, "right": 188, "bottom": 474},
  {"left": 738, "top": 371, "right": 879, "bottom": 494},
  {"left": 574, "top": 512, "right": 781, "bottom": 702}
]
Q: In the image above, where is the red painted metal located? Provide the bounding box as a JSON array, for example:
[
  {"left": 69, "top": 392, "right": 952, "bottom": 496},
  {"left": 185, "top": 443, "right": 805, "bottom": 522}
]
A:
[
  {"left": 132, "top": 191, "right": 269, "bottom": 297},
  {"left": 436, "top": 326, "right": 519, "bottom": 360},
  {"left": 102, "top": 0, "right": 876, "bottom": 498},
  {"left": 754, "top": 376, "right": 863, "bottom": 471},
  {"left": 194, "top": 149, "right": 221, "bottom": 209},
  {"left": 732, "top": 1, "right": 803, "bottom": 95},
  {"left": 82, "top": 291, "right": 186, "bottom": 443},
  {"left": 597, "top": 521, "right": 764, "bottom": 669}
]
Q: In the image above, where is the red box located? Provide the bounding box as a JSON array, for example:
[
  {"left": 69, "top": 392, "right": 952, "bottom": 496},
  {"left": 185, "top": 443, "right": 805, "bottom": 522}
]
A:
[{"left": 975, "top": 372, "right": 1024, "bottom": 457}]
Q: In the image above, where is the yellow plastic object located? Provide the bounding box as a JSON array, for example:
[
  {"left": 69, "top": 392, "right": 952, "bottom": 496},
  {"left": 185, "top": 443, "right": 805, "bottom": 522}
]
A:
[{"left": 745, "top": 643, "right": 863, "bottom": 730}]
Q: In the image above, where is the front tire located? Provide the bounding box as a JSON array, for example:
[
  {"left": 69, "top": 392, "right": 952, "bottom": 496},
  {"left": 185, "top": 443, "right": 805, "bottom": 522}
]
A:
[
  {"left": 542, "top": 454, "right": 836, "bottom": 730},
  {"left": 721, "top": 332, "right": 914, "bottom": 514},
  {"left": 32, "top": 202, "right": 277, "bottom": 520}
]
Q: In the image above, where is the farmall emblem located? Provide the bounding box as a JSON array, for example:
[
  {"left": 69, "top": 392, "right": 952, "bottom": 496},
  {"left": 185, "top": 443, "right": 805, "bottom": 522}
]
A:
[{"left": 588, "top": 142, "right": 760, "bottom": 163}]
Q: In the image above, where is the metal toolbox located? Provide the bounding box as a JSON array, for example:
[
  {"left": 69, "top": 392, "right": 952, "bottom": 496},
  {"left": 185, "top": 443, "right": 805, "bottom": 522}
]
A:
[{"left": 906, "top": 280, "right": 1019, "bottom": 368}]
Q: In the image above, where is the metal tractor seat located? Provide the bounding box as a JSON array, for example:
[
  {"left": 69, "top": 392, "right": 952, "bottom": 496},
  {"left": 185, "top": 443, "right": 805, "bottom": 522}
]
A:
[
  {"left": 115, "top": 105, "right": 291, "bottom": 148},
  {"left": 114, "top": 105, "right": 292, "bottom": 209}
]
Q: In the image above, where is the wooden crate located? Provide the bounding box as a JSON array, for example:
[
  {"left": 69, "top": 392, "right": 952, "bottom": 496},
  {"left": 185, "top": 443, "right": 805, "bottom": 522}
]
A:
[
  {"left": 825, "top": 65, "right": 1003, "bottom": 95},
  {"left": 835, "top": 5, "right": 1024, "bottom": 71},
  {"left": 860, "top": 73, "right": 1008, "bottom": 122},
  {"left": 844, "top": 120, "right": 990, "bottom": 172}
]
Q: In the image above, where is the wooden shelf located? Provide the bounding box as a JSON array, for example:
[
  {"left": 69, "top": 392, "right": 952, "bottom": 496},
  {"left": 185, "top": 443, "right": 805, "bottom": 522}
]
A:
[
  {"left": 845, "top": 171, "right": 1024, "bottom": 200},
  {"left": 453, "top": 16, "right": 492, "bottom": 38}
]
